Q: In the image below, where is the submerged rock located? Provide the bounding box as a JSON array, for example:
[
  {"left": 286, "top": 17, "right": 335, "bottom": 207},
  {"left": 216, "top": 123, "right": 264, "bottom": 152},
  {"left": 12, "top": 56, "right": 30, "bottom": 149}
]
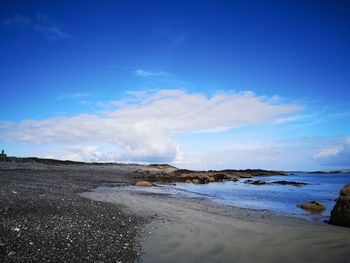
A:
[
  {"left": 245, "top": 180, "right": 267, "bottom": 185},
  {"left": 245, "top": 180, "right": 307, "bottom": 187},
  {"left": 272, "top": 181, "right": 307, "bottom": 187},
  {"left": 297, "top": 201, "right": 325, "bottom": 213},
  {"left": 329, "top": 183, "right": 350, "bottom": 227},
  {"left": 134, "top": 181, "right": 152, "bottom": 187}
]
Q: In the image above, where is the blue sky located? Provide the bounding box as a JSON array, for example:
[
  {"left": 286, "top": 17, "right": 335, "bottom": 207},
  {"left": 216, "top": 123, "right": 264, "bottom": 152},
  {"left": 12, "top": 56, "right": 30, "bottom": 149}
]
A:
[{"left": 1, "top": 0, "right": 350, "bottom": 170}]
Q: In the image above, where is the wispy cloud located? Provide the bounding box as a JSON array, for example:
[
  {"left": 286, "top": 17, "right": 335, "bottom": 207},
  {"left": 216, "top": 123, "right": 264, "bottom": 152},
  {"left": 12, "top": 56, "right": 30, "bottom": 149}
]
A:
[
  {"left": 132, "top": 68, "right": 192, "bottom": 88},
  {"left": 133, "top": 69, "right": 170, "bottom": 78},
  {"left": 2, "top": 14, "right": 31, "bottom": 28},
  {"left": 313, "top": 137, "right": 350, "bottom": 166},
  {"left": 2, "top": 13, "right": 72, "bottom": 40},
  {"left": 0, "top": 89, "right": 301, "bottom": 163},
  {"left": 56, "top": 92, "right": 93, "bottom": 101}
]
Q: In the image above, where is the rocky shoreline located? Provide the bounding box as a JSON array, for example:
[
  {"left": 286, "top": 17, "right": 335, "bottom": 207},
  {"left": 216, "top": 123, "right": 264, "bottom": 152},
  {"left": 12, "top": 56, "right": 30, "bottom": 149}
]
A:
[
  {"left": 0, "top": 162, "right": 147, "bottom": 262},
  {"left": 0, "top": 158, "right": 288, "bottom": 262},
  {"left": 2, "top": 157, "right": 348, "bottom": 262},
  {"left": 132, "top": 167, "right": 285, "bottom": 184}
]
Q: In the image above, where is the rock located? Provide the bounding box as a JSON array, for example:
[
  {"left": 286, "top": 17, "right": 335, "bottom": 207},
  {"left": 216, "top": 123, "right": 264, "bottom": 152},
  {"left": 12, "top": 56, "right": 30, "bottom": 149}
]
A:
[
  {"left": 211, "top": 173, "right": 229, "bottom": 181},
  {"left": 340, "top": 183, "right": 350, "bottom": 196},
  {"left": 236, "top": 173, "right": 253, "bottom": 178},
  {"left": 272, "top": 181, "right": 307, "bottom": 187},
  {"left": 185, "top": 179, "right": 192, "bottom": 184},
  {"left": 245, "top": 180, "right": 307, "bottom": 187},
  {"left": 8, "top": 251, "right": 16, "bottom": 256},
  {"left": 134, "top": 181, "right": 152, "bottom": 187},
  {"left": 329, "top": 183, "right": 350, "bottom": 227},
  {"left": 176, "top": 171, "right": 239, "bottom": 184},
  {"left": 245, "top": 180, "right": 267, "bottom": 185},
  {"left": 297, "top": 201, "right": 325, "bottom": 213},
  {"left": 192, "top": 179, "right": 200, "bottom": 184}
]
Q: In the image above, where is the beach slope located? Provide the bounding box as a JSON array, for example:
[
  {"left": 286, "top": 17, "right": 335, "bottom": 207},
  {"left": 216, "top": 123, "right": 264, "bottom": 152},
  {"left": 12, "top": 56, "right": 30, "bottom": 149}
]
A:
[{"left": 82, "top": 187, "right": 350, "bottom": 263}]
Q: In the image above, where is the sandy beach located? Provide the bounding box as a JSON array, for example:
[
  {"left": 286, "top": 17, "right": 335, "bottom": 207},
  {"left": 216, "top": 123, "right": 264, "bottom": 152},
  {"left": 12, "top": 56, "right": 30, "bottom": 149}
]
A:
[
  {"left": 82, "top": 186, "right": 350, "bottom": 263},
  {"left": 1, "top": 160, "right": 350, "bottom": 262},
  {"left": 2, "top": 1, "right": 350, "bottom": 262}
]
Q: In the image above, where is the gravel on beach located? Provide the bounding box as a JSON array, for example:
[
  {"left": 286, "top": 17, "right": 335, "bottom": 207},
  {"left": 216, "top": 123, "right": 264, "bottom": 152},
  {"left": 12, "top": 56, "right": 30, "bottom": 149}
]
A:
[{"left": 0, "top": 163, "right": 147, "bottom": 263}]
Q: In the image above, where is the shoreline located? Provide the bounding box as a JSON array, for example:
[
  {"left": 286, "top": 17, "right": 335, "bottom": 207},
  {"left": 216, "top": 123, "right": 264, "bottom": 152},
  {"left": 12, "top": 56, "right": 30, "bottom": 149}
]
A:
[
  {"left": 1, "top": 161, "right": 350, "bottom": 262},
  {"left": 112, "top": 183, "right": 331, "bottom": 223},
  {"left": 82, "top": 185, "right": 350, "bottom": 263}
]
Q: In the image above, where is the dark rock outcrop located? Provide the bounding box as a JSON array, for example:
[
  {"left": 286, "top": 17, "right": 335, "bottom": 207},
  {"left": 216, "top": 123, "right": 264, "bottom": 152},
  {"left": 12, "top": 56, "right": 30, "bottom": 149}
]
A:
[
  {"left": 245, "top": 180, "right": 307, "bottom": 187},
  {"left": 329, "top": 183, "right": 350, "bottom": 227},
  {"left": 245, "top": 180, "right": 267, "bottom": 185},
  {"left": 272, "top": 181, "right": 307, "bottom": 187},
  {"left": 180, "top": 172, "right": 239, "bottom": 184}
]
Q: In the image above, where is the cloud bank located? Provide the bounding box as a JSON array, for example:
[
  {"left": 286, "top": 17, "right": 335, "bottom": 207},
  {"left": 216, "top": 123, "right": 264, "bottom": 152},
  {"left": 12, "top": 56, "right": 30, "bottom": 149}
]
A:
[
  {"left": 0, "top": 89, "right": 301, "bottom": 163},
  {"left": 176, "top": 136, "right": 350, "bottom": 171},
  {"left": 313, "top": 137, "right": 350, "bottom": 166}
]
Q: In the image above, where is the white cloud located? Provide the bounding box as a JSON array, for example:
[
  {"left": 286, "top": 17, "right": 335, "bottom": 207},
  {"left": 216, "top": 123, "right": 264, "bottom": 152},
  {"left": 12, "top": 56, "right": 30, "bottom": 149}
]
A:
[
  {"left": 313, "top": 147, "right": 341, "bottom": 159},
  {"left": 62, "top": 146, "right": 110, "bottom": 162},
  {"left": 313, "top": 137, "right": 350, "bottom": 166},
  {"left": 133, "top": 69, "right": 169, "bottom": 78},
  {"left": 173, "top": 136, "right": 350, "bottom": 170},
  {"left": 0, "top": 89, "right": 301, "bottom": 163}
]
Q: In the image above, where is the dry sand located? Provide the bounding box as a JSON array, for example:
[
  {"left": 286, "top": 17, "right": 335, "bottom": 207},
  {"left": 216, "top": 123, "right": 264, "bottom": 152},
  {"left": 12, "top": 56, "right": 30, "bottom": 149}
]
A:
[{"left": 82, "top": 186, "right": 350, "bottom": 263}]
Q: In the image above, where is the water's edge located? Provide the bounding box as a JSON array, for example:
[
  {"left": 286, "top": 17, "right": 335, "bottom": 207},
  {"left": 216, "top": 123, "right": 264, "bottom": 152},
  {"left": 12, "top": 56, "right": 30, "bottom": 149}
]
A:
[{"left": 126, "top": 172, "right": 350, "bottom": 222}]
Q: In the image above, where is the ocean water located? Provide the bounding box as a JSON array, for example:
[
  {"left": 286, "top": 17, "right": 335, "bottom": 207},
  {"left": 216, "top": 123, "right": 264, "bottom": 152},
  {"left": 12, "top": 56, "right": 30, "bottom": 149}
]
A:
[{"left": 170, "top": 173, "right": 350, "bottom": 221}]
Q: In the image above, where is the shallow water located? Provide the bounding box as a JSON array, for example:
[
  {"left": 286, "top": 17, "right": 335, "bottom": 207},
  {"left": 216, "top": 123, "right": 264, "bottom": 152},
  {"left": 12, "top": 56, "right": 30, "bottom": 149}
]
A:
[{"left": 171, "top": 173, "right": 350, "bottom": 221}]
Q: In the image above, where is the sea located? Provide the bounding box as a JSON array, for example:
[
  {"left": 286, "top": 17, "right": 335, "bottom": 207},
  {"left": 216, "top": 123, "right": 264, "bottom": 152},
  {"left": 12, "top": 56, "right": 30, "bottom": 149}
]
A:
[
  {"left": 131, "top": 172, "right": 350, "bottom": 222},
  {"left": 174, "top": 173, "right": 350, "bottom": 221}
]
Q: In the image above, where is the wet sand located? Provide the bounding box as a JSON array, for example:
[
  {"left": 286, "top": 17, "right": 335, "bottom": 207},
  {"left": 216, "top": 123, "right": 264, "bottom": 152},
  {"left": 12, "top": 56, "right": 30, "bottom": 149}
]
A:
[{"left": 82, "top": 186, "right": 350, "bottom": 263}]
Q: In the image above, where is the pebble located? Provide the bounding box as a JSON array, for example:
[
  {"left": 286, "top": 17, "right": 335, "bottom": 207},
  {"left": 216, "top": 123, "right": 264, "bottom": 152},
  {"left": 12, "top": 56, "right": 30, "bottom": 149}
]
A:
[
  {"left": 0, "top": 163, "right": 146, "bottom": 262},
  {"left": 8, "top": 251, "right": 16, "bottom": 256}
]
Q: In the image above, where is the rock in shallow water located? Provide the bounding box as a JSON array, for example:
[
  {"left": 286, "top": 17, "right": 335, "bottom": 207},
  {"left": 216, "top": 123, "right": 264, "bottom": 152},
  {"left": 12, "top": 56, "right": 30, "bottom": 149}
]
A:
[
  {"left": 297, "top": 201, "right": 325, "bottom": 213},
  {"left": 329, "top": 183, "right": 350, "bottom": 227},
  {"left": 245, "top": 180, "right": 267, "bottom": 185},
  {"left": 272, "top": 181, "right": 306, "bottom": 187},
  {"left": 135, "top": 181, "right": 152, "bottom": 187}
]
